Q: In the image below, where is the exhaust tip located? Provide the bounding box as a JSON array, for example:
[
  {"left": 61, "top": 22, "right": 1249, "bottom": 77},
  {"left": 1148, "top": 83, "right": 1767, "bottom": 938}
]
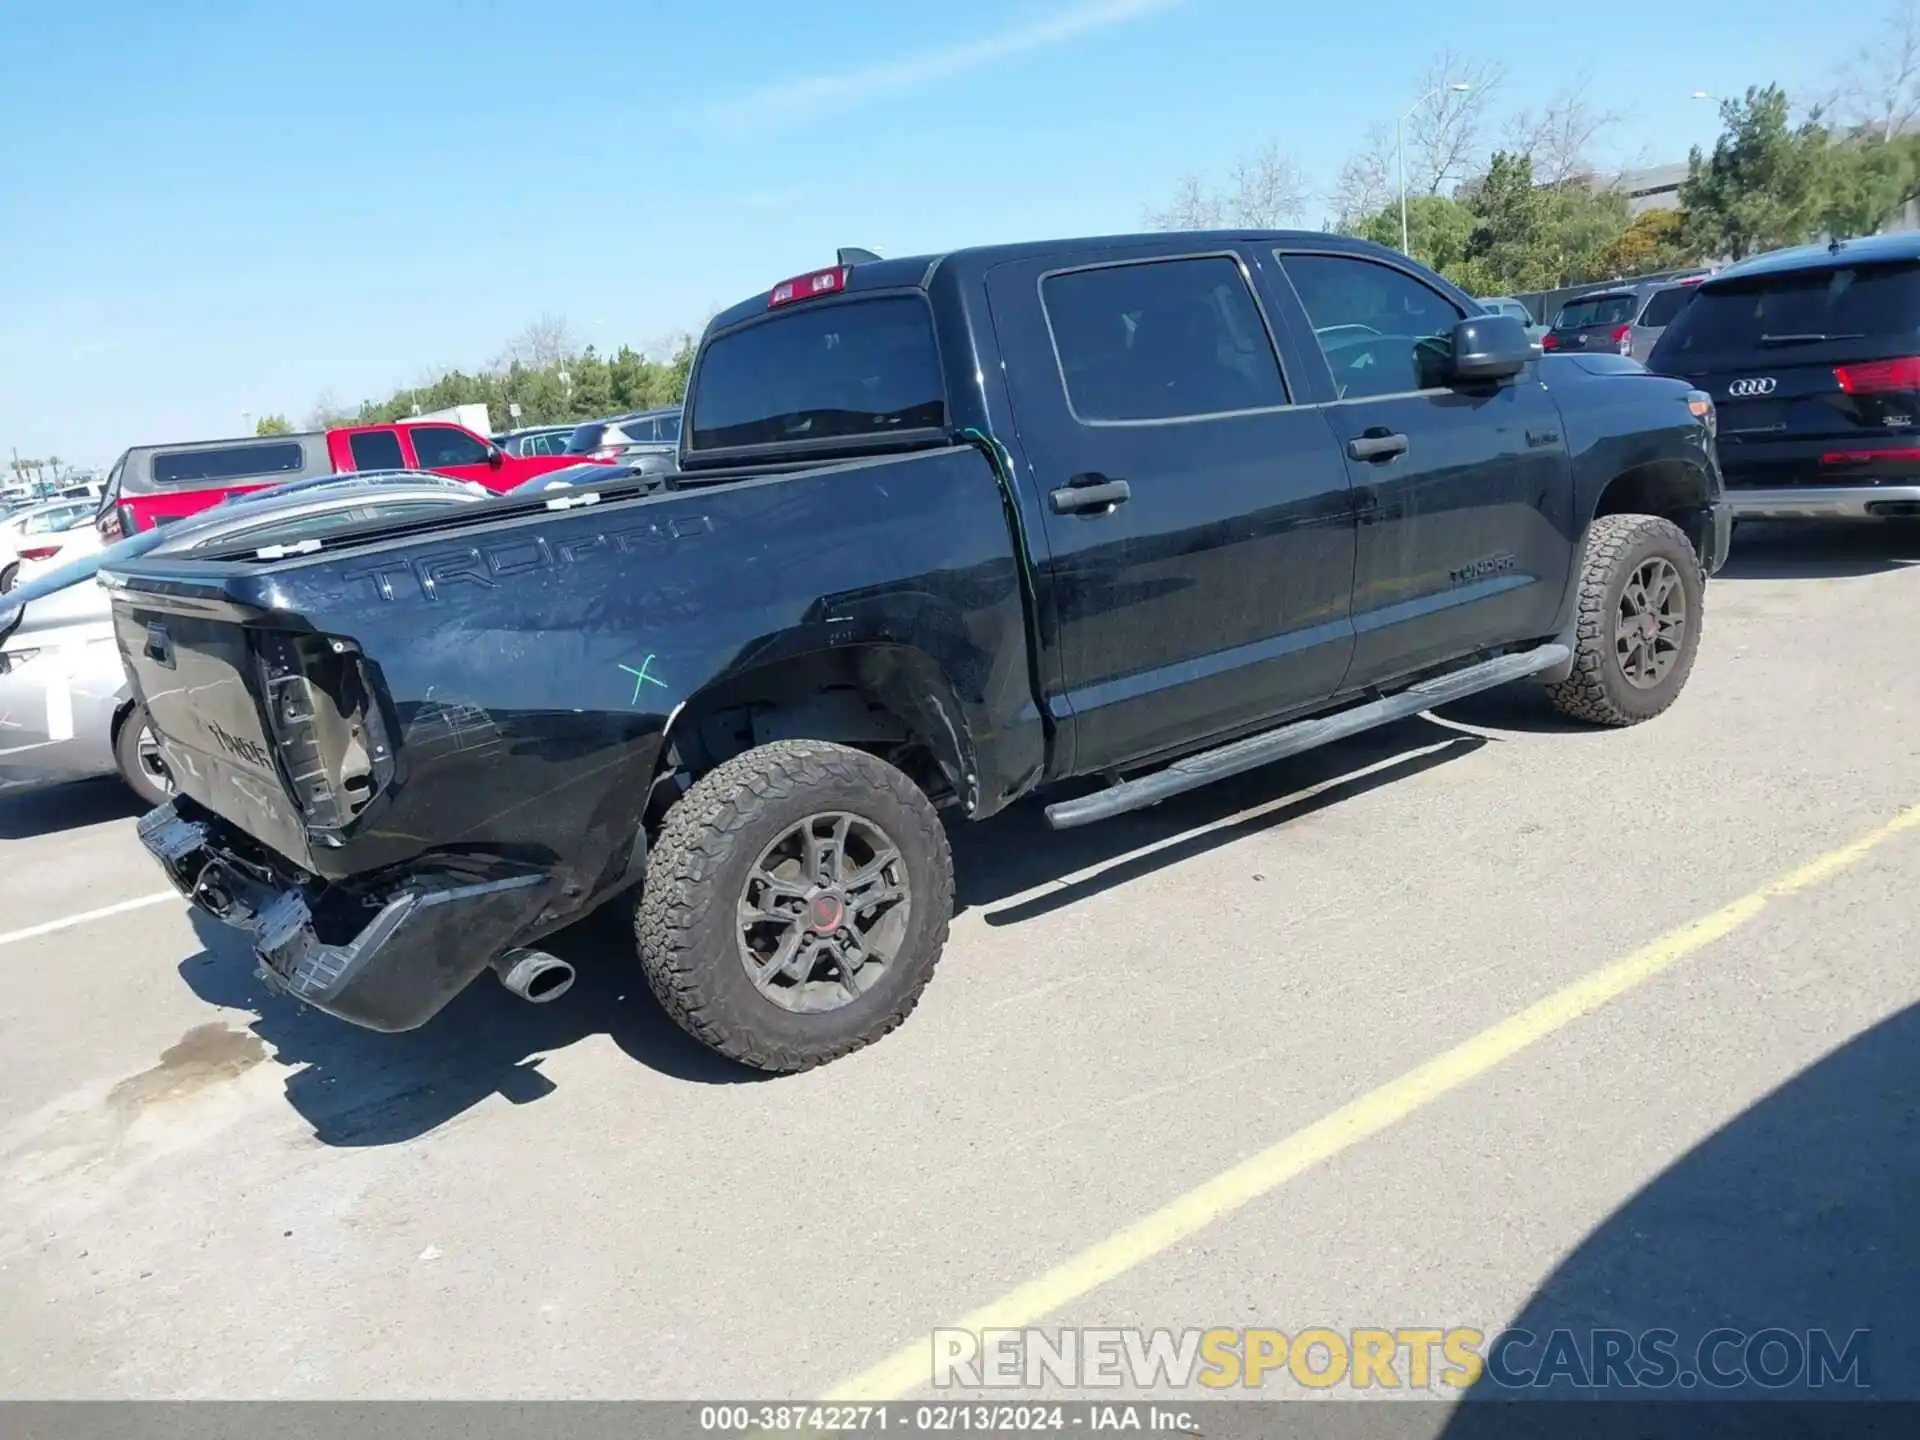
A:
[{"left": 492, "top": 949, "right": 575, "bottom": 1004}]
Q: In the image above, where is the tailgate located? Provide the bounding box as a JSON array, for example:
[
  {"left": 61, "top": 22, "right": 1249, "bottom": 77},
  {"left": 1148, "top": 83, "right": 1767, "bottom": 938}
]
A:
[{"left": 108, "top": 576, "right": 388, "bottom": 867}]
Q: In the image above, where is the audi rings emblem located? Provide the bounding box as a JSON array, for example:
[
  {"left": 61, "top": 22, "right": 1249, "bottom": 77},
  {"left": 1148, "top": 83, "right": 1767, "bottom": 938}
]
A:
[{"left": 1727, "top": 377, "right": 1778, "bottom": 397}]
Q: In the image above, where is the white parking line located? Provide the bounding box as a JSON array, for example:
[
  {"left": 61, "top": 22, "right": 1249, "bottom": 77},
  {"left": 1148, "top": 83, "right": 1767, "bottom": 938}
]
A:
[{"left": 0, "top": 892, "right": 179, "bottom": 949}]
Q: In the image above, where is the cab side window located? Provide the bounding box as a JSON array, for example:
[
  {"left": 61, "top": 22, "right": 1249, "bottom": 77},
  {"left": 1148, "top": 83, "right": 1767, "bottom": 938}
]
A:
[
  {"left": 410, "top": 426, "right": 490, "bottom": 468},
  {"left": 1282, "top": 253, "right": 1464, "bottom": 400},
  {"left": 1042, "top": 256, "right": 1288, "bottom": 423},
  {"left": 349, "top": 430, "right": 406, "bottom": 470}
]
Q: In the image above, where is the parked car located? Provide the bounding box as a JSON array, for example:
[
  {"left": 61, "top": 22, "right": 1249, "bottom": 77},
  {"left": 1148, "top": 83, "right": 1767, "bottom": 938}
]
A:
[
  {"left": 1646, "top": 233, "right": 1920, "bottom": 521},
  {"left": 563, "top": 409, "right": 683, "bottom": 459},
  {"left": 0, "top": 473, "right": 488, "bottom": 804},
  {"left": 496, "top": 425, "right": 578, "bottom": 458},
  {"left": 0, "top": 499, "right": 101, "bottom": 593},
  {"left": 508, "top": 452, "right": 679, "bottom": 496},
  {"left": 1543, "top": 276, "right": 1706, "bottom": 361},
  {"left": 109, "top": 231, "right": 1727, "bottom": 1070},
  {"left": 95, "top": 419, "right": 593, "bottom": 542},
  {"left": 1478, "top": 295, "right": 1550, "bottom": 344}
]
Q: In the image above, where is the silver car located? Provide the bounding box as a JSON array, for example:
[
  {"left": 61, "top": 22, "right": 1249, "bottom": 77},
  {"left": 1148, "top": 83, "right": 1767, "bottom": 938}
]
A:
[
  {"left": 1478, "top": 295, "right": 1551, "bottom": 345},
  {"left": 0, "top": 472, "right": 486, "bottom": 805},
  {"left": 1544, "top": 276, "right": 1707, "bottom": 362}
]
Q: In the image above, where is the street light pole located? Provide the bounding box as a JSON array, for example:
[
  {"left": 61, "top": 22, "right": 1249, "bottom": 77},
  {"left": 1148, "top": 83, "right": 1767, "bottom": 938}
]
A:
[{"left": 1399, "top": 83, "right": 1473, "bottom": 257}]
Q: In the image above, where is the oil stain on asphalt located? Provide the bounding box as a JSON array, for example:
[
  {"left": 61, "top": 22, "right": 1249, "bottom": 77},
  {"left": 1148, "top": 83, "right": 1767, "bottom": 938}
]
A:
[{"left": 107, "top": 1024, "right": 268, "bottom": 1111}]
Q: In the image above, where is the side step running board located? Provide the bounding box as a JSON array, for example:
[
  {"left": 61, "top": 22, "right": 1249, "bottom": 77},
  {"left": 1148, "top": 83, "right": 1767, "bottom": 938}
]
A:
[{"left": 1044, "top": 643, "right": 1570, "bottom": 831}]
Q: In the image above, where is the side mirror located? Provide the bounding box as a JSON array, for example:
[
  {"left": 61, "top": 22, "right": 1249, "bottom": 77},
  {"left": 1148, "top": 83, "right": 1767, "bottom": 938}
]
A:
[
  {"left": 486, "top": 445, "right": 505, "bottom": 469},
  {"left": 1448, "top": 314, "right": 1535, "bottom": 384}
]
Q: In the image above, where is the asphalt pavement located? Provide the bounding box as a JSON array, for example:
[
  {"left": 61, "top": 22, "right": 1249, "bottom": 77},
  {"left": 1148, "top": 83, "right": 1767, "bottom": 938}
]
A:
[{"left": 1, "top": 520, "right": 1917, "bottom": 1420}]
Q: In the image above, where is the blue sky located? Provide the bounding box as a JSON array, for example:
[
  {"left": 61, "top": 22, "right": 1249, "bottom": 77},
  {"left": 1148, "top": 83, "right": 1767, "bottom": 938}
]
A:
[{"left": 0, "top": 0, "right": 1841, "bottom": 465}]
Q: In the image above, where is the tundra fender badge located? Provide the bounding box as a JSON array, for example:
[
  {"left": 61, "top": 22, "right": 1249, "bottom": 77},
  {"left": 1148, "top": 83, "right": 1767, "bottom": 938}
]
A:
[{"left": 1450, "top": 553, "right": 1518, "bottom": 587}]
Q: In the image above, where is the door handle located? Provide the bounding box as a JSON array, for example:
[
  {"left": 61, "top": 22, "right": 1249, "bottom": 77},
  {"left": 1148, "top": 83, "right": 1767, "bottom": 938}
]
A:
[
  {"left": 1050, "top": 475, "right": 1132, "bottom": 515},
  {"left": 1347, "top": 432, "right": 1409, "bottom": 463}
]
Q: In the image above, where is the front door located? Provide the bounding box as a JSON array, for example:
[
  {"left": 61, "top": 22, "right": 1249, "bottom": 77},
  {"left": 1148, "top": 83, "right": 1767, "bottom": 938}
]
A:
[
  {"left": 985, "top": 248, "right": 1357, "bottom": 773},
  {"left": 405, "top": 424, "right": 498, "bottom": 487},
  {"left": 1266, "top": 250, "right": 1576, "bottom": 687}
]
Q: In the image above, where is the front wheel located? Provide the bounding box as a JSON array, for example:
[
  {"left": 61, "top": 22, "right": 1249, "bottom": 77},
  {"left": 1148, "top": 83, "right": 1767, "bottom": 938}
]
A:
[
  {"left": 635, "top": 739, "right": 954, "bottom": 1073},
  {"left": 1547, "top": 513, "right": 1704, "bottom": 726},
  {"left": 113, "top": 706, "right": 175, "bottom": 808}
]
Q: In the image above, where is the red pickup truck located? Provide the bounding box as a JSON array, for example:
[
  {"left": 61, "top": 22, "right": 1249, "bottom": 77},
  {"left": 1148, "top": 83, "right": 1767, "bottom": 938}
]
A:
[{"left": 97, "top": 420, "right": 592, "bottom": 538}]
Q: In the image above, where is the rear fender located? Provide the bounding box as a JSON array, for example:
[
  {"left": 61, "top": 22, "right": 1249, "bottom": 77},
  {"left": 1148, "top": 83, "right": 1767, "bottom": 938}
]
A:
[{"left": 658, "top": 639, "right": 983, "bottom": 815}]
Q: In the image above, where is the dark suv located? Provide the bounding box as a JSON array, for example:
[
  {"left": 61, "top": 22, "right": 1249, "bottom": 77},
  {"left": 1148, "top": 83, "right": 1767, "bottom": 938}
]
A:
[{"left": 1647, "top": 234, "right": 1920, "bottom": 521}]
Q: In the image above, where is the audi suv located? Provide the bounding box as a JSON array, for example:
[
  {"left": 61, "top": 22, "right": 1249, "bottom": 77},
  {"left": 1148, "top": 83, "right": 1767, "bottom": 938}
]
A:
[{"left": 1646, "top": 234, "right": 1920, "bottom": 521}]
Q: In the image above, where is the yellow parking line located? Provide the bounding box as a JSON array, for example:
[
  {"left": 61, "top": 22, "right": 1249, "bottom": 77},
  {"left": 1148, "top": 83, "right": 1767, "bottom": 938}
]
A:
[{"left": 826, "top": 800, "right": 1920, "bottom": 1403}]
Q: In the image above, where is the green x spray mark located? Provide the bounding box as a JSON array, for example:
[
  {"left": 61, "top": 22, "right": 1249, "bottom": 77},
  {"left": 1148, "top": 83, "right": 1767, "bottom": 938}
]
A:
[{"left": 619, "top": 654, "right": 669, "bottom": 705}]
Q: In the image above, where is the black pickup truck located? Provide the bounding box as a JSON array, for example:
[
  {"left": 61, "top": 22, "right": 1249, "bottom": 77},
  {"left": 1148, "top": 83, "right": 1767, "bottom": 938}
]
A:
[{"left": 105, "top": 232, "right": 1729, "bottom": 1071}]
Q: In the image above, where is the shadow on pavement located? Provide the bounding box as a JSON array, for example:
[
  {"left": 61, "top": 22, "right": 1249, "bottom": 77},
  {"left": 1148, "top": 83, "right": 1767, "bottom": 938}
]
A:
[
  {"left": 0, "top": 775, "right": 144, "bottom": 840},
  {"left": 179, "top": 903, "right": 762, "bottom": 1148},
  {"left": 949, "top": 715, "right": 1489, "bottom": 925},
  {"left": 1434, "top": 680, "right": 1597, "bottom": 737},
  {"left": 1440, "top": 1002, "right": 1920, "bottom": 1435},
  {"left": 174, "top": 713, "right": 1494, "bottom": 1145},
  {"left": 1716, "top": 519, "right": 1920, "bottom": 581}
]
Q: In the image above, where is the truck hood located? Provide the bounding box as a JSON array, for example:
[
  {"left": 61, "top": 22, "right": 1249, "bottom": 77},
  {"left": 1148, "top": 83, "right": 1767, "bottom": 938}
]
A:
[{"left": 1560, "top": 353, "right": 1654, "bottom": 378}]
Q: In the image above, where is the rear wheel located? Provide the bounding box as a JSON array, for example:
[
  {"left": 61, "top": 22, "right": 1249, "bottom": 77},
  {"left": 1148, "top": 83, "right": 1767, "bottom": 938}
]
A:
[
  {"left": 635, "top": 739, "right": 953, "bottom": 1073},
  {"left": 1547, "top": 513, "right": 1704, "bottom": 726},
  {"left": 0, "top": 564, "right": 17, "bottom": 594},
  {"left": 113, "top": 706, "right": 174, "bottom": 808}
]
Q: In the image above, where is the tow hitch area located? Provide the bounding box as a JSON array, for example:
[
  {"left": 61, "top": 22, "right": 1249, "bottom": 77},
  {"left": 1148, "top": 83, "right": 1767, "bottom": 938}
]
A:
[{"left": 137, "top": 802, "right": 555, "bottom": 1033}]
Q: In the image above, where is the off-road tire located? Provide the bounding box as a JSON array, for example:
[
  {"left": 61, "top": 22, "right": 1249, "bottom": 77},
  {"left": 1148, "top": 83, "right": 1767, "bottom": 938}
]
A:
[
  {"left": 635, "top": 739, "right": 954, "bottom": 1073},
  {"left": 113, "top": 705, "right": 174, "bottom": 809},
  {"left": 1547, "top": 512, "right": 1704, "bottom": 726}
]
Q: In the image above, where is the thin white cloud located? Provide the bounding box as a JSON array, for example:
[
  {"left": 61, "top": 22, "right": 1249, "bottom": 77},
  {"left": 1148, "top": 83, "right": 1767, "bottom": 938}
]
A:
[{"left": 686, "top": 0, "right": 1187, "bottom": 133}]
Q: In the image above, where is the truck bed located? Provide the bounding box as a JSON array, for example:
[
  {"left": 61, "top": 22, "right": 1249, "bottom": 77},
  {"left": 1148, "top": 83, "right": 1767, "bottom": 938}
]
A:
[{"left": 105, "top": 445, "right": 1041, "bottom": 917}]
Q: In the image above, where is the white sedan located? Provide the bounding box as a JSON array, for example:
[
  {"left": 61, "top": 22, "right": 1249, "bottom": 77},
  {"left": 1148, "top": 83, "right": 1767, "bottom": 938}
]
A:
[{"left": 0, "top": 499, "right": 102, "bottom": 593}]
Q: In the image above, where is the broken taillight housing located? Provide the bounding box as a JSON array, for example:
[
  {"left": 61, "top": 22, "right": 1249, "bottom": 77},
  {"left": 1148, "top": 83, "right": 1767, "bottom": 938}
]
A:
[{"left": 255, "top": 632, "right": 394, "bottom": 829}]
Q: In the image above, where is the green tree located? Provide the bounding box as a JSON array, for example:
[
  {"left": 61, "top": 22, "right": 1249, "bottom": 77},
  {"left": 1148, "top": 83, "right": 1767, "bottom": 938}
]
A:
[
  {"left": 1819, "top": 134, "right": 1920, "bottom": 239},
  {"left": 1455, "top": 151, "right": 1552, "bottom": 294},
  {"left": 1680, "top": 85, "right": 1831, "bottom": 260},
  {"left": 664, "top": 335, "right": 695, "bottom": 406},
  {"left": 566, "top": 347, "right": 613, "bottom": 419},
  {"left": 312, "top": 319, "right": 696, "bottom": 432},
  {"left": 1538, "top": 183, "right": 1634, "bottom": 286},
  {"left": 1350, "top": 194, "right": 1475, "bottom": 272},
  {"left": 254, "top": 414, "right": 293, "bottom": 436},
  {"left": 1593, "top": 208, "right": 1700, "bottom": 277}
]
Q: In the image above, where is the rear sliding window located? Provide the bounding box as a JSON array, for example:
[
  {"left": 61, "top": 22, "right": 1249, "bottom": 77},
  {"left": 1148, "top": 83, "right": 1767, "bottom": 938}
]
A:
[
  {"left": 688, "top": 295, "right": 945, "bottom": 452},
  {"left": 1553, "top": 294, "right": 1637, "bottom": 330},
  {"left": 152, "top": 441, "right": 306, "bottom": 486},
  {"left": 1656, "top": 263, "right": 1920, "bottom": 356}
]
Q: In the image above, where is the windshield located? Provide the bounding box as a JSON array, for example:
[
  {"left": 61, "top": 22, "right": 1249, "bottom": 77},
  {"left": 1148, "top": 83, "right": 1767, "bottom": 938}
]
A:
[
  {"left": 1654, "top": 262, "right": 1920, "bottom": 356},
  {"left": 688, "top": 295, "right": 946, "bottom": 452},
  {"left": 1553, "top": 294, "right": 1637, "bottom": 330}
]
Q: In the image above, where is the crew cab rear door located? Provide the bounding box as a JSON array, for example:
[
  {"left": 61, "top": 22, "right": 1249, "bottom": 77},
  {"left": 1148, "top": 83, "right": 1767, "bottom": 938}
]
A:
[
  {"left": 984, "top": 246, "right": 1357, "bottom": 773},
  {"left": 1260, "top": 246, "right": 1576, "bottom": 688}
]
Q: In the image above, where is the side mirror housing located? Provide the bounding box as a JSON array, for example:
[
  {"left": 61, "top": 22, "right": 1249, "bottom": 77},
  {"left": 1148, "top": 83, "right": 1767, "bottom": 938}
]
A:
[
  {"left": 1448, "top": 314, "right": 1535, "bottom": 384},
  {"left": 486, "top": 445, "right": 505, "bottom": 469}
]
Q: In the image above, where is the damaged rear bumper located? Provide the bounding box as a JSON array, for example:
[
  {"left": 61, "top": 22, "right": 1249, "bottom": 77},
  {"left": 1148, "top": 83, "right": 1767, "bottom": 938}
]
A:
[{"left": 138, "top": 801, "right": 552, "bottom": 1032}]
